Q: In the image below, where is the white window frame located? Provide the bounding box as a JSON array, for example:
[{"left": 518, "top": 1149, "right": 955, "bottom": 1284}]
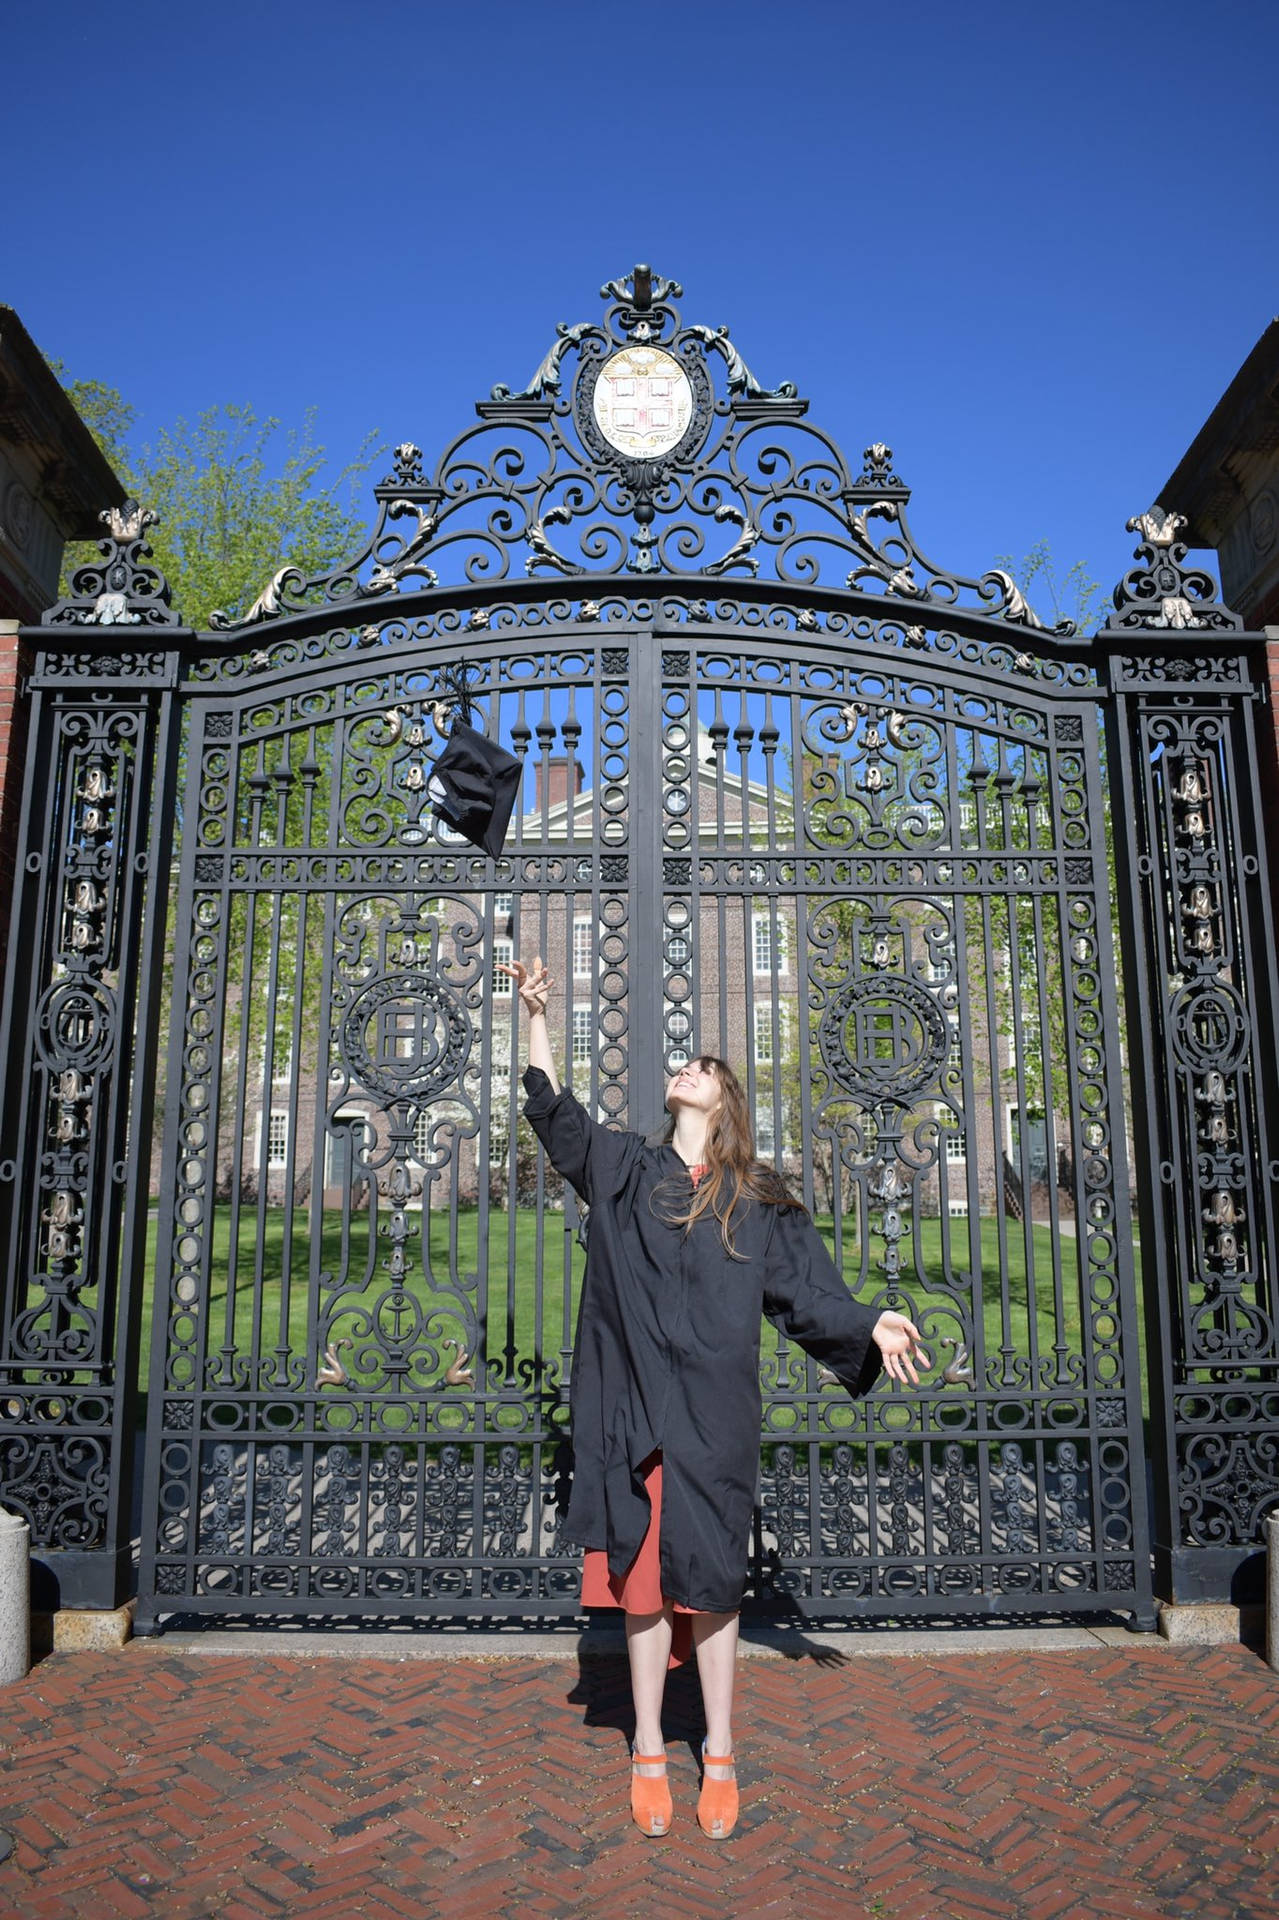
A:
[
  {"left": 572, "top": 917, "right": 592, "bottom": 979},
  {"left": 571, "top": 1006, "right": 593, "bottom": 1065},
  {"left": 754, "top": 1001, "right": 790, "bottom": 1064},
  {"left": 753, "top": 909, "right": 790, "bottom": 976},
  {"left": 265, "top": 1110, "right": 289, "bottom": 1168},
  {"left": 491, "top": 937, "right": 514, "bottom": 994}
]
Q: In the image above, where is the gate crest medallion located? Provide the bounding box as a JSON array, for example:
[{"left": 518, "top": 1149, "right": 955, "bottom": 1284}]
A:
[
  {"left": 339, "top": 970, "right": 471, "bottom": 1104},
  {"left": 818, "top": 973, "right": 950, "bottom": 1107}
]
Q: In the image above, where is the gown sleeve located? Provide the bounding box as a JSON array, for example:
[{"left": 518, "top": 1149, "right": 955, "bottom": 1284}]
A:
[
  {"left": 521, "top": 1066, "right": 642, "bottom": 1204},
  {"left": 762, "top": 1203, "right": 884, "bottom": 1398}
]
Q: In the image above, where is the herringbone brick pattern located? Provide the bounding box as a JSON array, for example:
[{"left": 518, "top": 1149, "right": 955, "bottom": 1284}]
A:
[{"left": 0, "top": 1642, "right": 1275, "bottom": 1918}]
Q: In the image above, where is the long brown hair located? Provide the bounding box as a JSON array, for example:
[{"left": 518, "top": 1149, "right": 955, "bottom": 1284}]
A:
[{"left": 654, "top": 1055, "right": 804, "bottom": 1256}]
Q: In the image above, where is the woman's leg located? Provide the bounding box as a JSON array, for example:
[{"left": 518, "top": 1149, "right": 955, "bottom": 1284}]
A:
[
  {"left": 691, "top": 1609, "right": 738, "bottom": 1759},
  {"left": 626, "top": 1606, "right": 675, "bottom": 1835},
  {"left": 626, "top": 1604, "right": 674, "bottom": 1761},
  {"left": 692, "top": 1610, "right": 740, "bottom": 1837}
]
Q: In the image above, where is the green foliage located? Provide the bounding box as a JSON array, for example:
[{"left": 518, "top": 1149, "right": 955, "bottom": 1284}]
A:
[{"left": 54, "top": 368, "right": 382, "bottom": 630}]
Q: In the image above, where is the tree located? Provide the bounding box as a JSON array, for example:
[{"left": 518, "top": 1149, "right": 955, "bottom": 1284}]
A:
[{"left": 55, "top": 371, "right": 382, "bottom": 630}]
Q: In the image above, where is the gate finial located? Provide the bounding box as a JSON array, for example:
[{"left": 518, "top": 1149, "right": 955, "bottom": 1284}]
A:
[
  {"left": 42, "top": 496, "right": 181, "bottom": 628},
  {"left": 599, "top": 264, "right": 684, "bottom": 309},
  {"left": 1102, "top": 505, "right": 1242, "bottom": 632}
]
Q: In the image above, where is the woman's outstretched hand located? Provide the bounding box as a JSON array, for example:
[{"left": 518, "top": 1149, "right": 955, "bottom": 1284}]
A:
[
  {"left": 872, "top": 1311, "right": 930, "bottom": 1387},
  {"left": 498, "top": 954, "right": 554, "bottom": 1017}
]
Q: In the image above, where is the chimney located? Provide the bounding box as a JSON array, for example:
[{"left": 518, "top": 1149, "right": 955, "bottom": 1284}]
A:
[{"left": 534, "top": 757, "right": 584, "bottom": 816}]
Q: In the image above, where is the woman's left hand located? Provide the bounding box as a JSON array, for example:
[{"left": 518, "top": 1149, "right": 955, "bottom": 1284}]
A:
[{"left": 872, "top": 1311, "right": 930, "bottom": 1387}]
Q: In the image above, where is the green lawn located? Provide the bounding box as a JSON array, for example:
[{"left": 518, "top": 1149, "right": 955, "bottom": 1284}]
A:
[{"left": 140, "top": 1204, "right": 1144, "bottom": 1405}]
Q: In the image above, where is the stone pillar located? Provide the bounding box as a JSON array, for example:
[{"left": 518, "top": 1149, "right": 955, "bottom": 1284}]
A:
[
  {"left": 1268, "top": 1509, "right": 1279, "bottom": 1674},
  {"left": 0, "top": 1509, "right": 30, "bottom": 1685}
]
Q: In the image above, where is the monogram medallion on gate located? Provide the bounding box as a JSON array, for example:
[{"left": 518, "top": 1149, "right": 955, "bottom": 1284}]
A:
[
  {"left": 819, "top": 973, "right": 950, "bottom": 1107},
  {"left": 339, "top": 971, "right": 471, "bottom": 1103}
]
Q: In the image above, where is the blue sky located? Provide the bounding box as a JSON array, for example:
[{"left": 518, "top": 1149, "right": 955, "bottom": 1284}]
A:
[{"left": 8, "top": 0, "right": 1277, "bottom": 617}]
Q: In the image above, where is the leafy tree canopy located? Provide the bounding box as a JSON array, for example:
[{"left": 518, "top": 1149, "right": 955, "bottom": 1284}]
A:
[{"left": 54, "top": 367, "right": 382, "bottom": 630}]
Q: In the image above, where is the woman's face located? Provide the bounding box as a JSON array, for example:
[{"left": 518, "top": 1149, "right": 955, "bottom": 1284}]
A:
[{"left": 665, "top": 1058, "right": 722, "bottom": 1117}]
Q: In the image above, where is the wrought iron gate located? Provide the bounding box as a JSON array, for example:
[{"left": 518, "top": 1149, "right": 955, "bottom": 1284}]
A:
[{"left": 2, "top": 268, "right": 1276, "bottom": 1628}]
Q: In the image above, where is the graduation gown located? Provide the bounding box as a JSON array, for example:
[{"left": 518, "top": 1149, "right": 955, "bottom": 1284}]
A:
[{"left": 522, "top": 1067, "right": 884, "bottom": 1613}]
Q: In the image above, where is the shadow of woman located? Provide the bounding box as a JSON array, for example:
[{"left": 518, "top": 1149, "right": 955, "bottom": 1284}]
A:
[{"left": 564, "top": 1632, "right": 708, "bottom": 1771}]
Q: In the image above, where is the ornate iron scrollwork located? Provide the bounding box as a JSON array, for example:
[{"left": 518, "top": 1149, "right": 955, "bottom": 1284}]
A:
[{"left": 202, "top": 266, "right": 1070, "bottom": 626}]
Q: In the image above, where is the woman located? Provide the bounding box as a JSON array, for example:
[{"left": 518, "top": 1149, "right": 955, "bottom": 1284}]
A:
[{"left": 504, "top": 956, "right": 927, "bottom": 1841}]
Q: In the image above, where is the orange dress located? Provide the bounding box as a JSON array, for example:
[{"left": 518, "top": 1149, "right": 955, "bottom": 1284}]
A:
[{"left": 579, "top": 1165, "right": 710, "bottom": 1668}]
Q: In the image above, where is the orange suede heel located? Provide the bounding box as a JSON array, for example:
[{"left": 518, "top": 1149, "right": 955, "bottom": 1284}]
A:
[
  {"left": 630, "top": 1749, "right": 672, "bottom": 1837},
  {"left": 697, "top": 1743, "right": 738, "bottom": 1839}
]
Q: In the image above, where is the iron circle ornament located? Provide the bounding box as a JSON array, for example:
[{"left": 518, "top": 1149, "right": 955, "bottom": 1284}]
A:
[
  {"left": 818, "top": 973, "right": 951, "bottom": 1106},
  {"left": 339, "top": 970, "right": 471, "bottom": 1103},
  {"left": 575, "top": 343, "right": 713, "bottom": 472},
  {"left": 33, "top": 979, "right": 117, "bottom": 1073},
  {"left": 1167, "top": 982, "right": 1249, "bottom": 1074}
]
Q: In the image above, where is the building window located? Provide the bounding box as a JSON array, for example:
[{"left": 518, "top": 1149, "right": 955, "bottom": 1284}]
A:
[
  {"left": 266, "top": 1111, "right": 289, "bottom": 1167},
  {"left": 754, "top": 1003, "right": 790, "bottom": 1063},
  {"left": 666, "top": 933, "right": 690, "bottom": 967},
  {"left": 944, "top": 1129, "right": 966, "bottom": 1164},
  {"left": 572, "top": 917, "right": 592, "bottom": 979},
  {"left": 415, "top": 1101, "right": 471, "bottom": 1165},
  {"left": 492, "top": 938, "right": 514, "bottom": 993},
  {"left": 754, "top": 1106, "right": 776, "bottom": 1156},
  {"left": 572, "top": 1006, "right": 592, "bottom": 1064},
  {"left": 753, "top": 911, "right": 788, "bottom": 974},
  {"left": 494, "top": 892, "right": 513, "bottom": 918}
]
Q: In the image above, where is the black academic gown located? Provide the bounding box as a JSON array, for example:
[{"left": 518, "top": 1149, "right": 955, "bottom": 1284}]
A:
[{"left": 522, "top": 1067, "right": 884, "bottom": 1613}]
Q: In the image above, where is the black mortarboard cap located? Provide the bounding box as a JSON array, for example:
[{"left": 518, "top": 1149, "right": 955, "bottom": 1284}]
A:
[{"left": 426, "top": 722, "right": 522, "bottom": 857}]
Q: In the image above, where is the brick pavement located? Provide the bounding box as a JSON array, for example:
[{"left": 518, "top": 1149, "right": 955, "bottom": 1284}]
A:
[{"left": 0, "top": 1640, "right": 1275, "bottom": 1919}]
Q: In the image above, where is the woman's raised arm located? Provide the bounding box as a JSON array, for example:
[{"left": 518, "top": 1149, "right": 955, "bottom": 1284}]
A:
[{"left": 499, "top": 953, "right": 560, "bottom": 1093}]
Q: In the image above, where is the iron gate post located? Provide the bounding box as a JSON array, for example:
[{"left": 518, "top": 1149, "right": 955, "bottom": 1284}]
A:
[
  {"left": 0, "top": 504, "right": 185, "bottom": 1609},
  {"left": 0, "top": 661, "right": 182, "bottom": 1606},
  {"left": 1105, "top": 513, "right": 1279, "bottom": 1605}
]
